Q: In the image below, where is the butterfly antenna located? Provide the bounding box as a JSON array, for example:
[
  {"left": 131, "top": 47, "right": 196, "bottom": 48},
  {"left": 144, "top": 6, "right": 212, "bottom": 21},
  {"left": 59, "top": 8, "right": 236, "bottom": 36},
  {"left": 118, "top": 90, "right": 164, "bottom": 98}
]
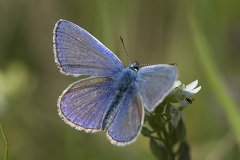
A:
[
  {"left": 169, "top": 63, "right": 177, "bottom": 65},
  {"left": 139, "top": 63, "right": 177, "bottom": 66},
  {"left": 119, "top": 35, "right": 130, "bottom": 64},
  {"left": 139, "top": 63, "right": 152, "bottom": 66}
]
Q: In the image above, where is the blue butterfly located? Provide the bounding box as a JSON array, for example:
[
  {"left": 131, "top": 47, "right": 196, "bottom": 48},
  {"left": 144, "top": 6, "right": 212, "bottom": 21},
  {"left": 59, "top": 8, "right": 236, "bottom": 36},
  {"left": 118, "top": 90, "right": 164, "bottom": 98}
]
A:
[{"left": 53, "top": 19, "right": 178, "bottom": 146}]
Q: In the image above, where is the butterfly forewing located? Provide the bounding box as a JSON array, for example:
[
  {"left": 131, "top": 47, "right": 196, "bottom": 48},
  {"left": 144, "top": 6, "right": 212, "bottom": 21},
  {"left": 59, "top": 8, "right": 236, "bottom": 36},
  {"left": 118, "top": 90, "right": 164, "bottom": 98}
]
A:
[
  {"left": 53, "top": 19, "right": 124, "bottom": 77},
  {"left": 135, "top": 65, "right": 178, "bottom": 112},
  {"left": 58, "top": 76, "right": 116, "bottom": 132}
]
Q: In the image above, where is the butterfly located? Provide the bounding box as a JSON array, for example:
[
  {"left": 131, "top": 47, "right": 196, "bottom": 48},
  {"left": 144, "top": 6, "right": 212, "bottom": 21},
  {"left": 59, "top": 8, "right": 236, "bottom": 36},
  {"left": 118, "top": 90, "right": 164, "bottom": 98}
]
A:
[{"left": 53, "top": 19, "right": 178, "bottom": 146}]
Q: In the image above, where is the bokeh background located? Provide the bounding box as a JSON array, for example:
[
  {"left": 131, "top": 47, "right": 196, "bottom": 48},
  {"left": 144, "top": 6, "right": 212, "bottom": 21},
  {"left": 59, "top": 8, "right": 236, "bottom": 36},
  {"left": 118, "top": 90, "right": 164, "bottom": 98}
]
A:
[{"left": 1, "top": 0, "right": 240, "bottom": 159}]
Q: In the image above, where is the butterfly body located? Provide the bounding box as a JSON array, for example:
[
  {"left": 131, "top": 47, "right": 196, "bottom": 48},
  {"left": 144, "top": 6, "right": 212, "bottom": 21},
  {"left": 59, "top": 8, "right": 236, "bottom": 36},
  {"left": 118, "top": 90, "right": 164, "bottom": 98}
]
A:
[
  {"left": 53, "top": 19, "right": 178, "bottom": 146},
  {"left": 102, "top": 64, "right": 138, "bottom": 130}
]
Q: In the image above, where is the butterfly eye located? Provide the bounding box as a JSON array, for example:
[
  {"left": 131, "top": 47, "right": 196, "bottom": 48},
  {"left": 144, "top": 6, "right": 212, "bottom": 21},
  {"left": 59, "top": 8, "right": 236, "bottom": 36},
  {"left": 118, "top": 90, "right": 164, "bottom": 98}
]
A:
[
  {"left": 133, "top": 67, "right": 138, "bottom": 71},
  {"left": 129, "top": 61, "right": 139, "bottom": 71}
]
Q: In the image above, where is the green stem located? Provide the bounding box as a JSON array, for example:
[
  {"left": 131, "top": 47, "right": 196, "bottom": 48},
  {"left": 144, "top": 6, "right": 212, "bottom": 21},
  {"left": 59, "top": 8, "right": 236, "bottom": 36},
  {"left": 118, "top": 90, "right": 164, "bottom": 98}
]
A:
[
  {"left": 148, "top": 135, "right": 163, "bottom": 141},
  {"left": 162, "top": 123, "right": 175, "bottom": 160},
  {"left": 0, "top": 124, "right": 8, "bottom": 160},
  {"left": 189, "top": 12, "right": 240, "bottom": 148}
]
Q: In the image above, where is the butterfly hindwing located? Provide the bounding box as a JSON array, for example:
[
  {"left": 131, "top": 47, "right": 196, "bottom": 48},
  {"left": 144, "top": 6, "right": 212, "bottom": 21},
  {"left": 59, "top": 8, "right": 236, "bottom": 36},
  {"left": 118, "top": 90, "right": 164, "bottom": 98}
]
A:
[
  {"left": 107, "top": 88, "right": 144, "bottom": 146},
  {"left": 58, "top": 76, "right": 116, "bottom": 132}
]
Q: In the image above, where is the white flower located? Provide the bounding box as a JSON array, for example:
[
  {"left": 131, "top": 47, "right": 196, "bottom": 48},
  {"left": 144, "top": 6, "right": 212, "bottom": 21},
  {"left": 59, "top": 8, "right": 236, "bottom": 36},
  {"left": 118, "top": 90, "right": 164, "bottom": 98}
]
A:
[
  {"left": 172, "top": 80, "right": 201, "bottom": 107},
  {"left": 173, "top": 80, "right": 181, "bottom": 88},
  {"left": 182, "top": 80, "right": 201, "bottom": 98},
  {"left": 169, "top": 104, "right": 186, "bottom": 127},
  {"left": 164, "top": 80, "right": 201, "bottom": 127}
]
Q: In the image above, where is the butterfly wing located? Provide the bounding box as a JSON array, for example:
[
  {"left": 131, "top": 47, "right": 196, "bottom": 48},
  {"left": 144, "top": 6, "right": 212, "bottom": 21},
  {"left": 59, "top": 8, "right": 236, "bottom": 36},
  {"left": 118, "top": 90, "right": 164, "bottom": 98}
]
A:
[
  {"left": 106, "top": 89, "right": 144, "bottom": 146},
  {"left": 53, "top": 19, "right": 124, "bottom": 77},
  {"left": 135, "top": 65, "right": 178, "bottom": 112},
  {"left": 58, "top": 76, "right": 116, "bottom": 132}
]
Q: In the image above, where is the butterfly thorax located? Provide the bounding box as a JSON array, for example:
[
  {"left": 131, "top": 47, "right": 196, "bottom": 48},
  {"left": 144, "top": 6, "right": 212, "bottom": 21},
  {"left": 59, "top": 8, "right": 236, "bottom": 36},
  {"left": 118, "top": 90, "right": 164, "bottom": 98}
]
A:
[
  {"left": 117, "top": 66, "right": 137, "bottom": 92},
  {"left": 102, "top": 66, "right": 138, "bottom": 130},
  {"left": 112, "top": 61, "right": 139, "bottom": 92}
]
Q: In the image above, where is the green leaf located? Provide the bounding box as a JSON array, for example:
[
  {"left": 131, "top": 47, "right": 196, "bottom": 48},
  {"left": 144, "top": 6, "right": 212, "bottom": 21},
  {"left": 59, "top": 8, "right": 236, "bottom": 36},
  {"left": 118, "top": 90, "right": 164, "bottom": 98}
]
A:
[
  {"left": 176, "top": 119, "right": 186, "bottom": 142},
  {"left": 150, "top": 138, "right": 168, "bottom": 160},
  {"left": 178, "top": 142, "right": 190, "bottom": 160}
]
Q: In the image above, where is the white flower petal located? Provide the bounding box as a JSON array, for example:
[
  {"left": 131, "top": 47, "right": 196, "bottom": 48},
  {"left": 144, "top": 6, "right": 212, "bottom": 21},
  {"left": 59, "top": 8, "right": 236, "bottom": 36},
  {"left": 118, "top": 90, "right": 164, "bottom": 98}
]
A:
[
  {"left": 185, "top": 80, "right": 198, "bottom": 91},
  {"left": 191, "top": 86, "right": 201, "bottom": 94},
  {"left": 173, "top": 80, "right": 181, "bottom": 88},
  {"left": 178, "top": 99, "right": 189, "bottom": 107},
  {"left": 183, "top": 86, "right": 201, "bottom": 97},
  {"left": 170, "top": 117, "right": 179, "bottom": 127},
  {"left": 181, "top": 90, "right": 192, "bottom": 98},
  {"left": 180, "top": 112, "right": 186, "bottom": 118},
  {"left": 169, "top": 104, "right": 187, "bottom": 127}
]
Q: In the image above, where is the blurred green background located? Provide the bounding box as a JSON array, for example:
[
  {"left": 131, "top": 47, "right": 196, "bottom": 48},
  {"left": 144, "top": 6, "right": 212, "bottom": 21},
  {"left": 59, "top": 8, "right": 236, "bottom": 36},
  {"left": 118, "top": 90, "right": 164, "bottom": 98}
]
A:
[{"left": 1, "top": 0, "right": 240, "bottom": 159}]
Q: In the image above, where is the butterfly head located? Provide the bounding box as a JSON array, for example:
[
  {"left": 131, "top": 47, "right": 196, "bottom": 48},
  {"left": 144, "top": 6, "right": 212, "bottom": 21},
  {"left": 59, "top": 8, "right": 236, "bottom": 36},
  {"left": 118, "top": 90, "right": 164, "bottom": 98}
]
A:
[{"left": 129, "top": 61, "right": 139, "bottom": 71}]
